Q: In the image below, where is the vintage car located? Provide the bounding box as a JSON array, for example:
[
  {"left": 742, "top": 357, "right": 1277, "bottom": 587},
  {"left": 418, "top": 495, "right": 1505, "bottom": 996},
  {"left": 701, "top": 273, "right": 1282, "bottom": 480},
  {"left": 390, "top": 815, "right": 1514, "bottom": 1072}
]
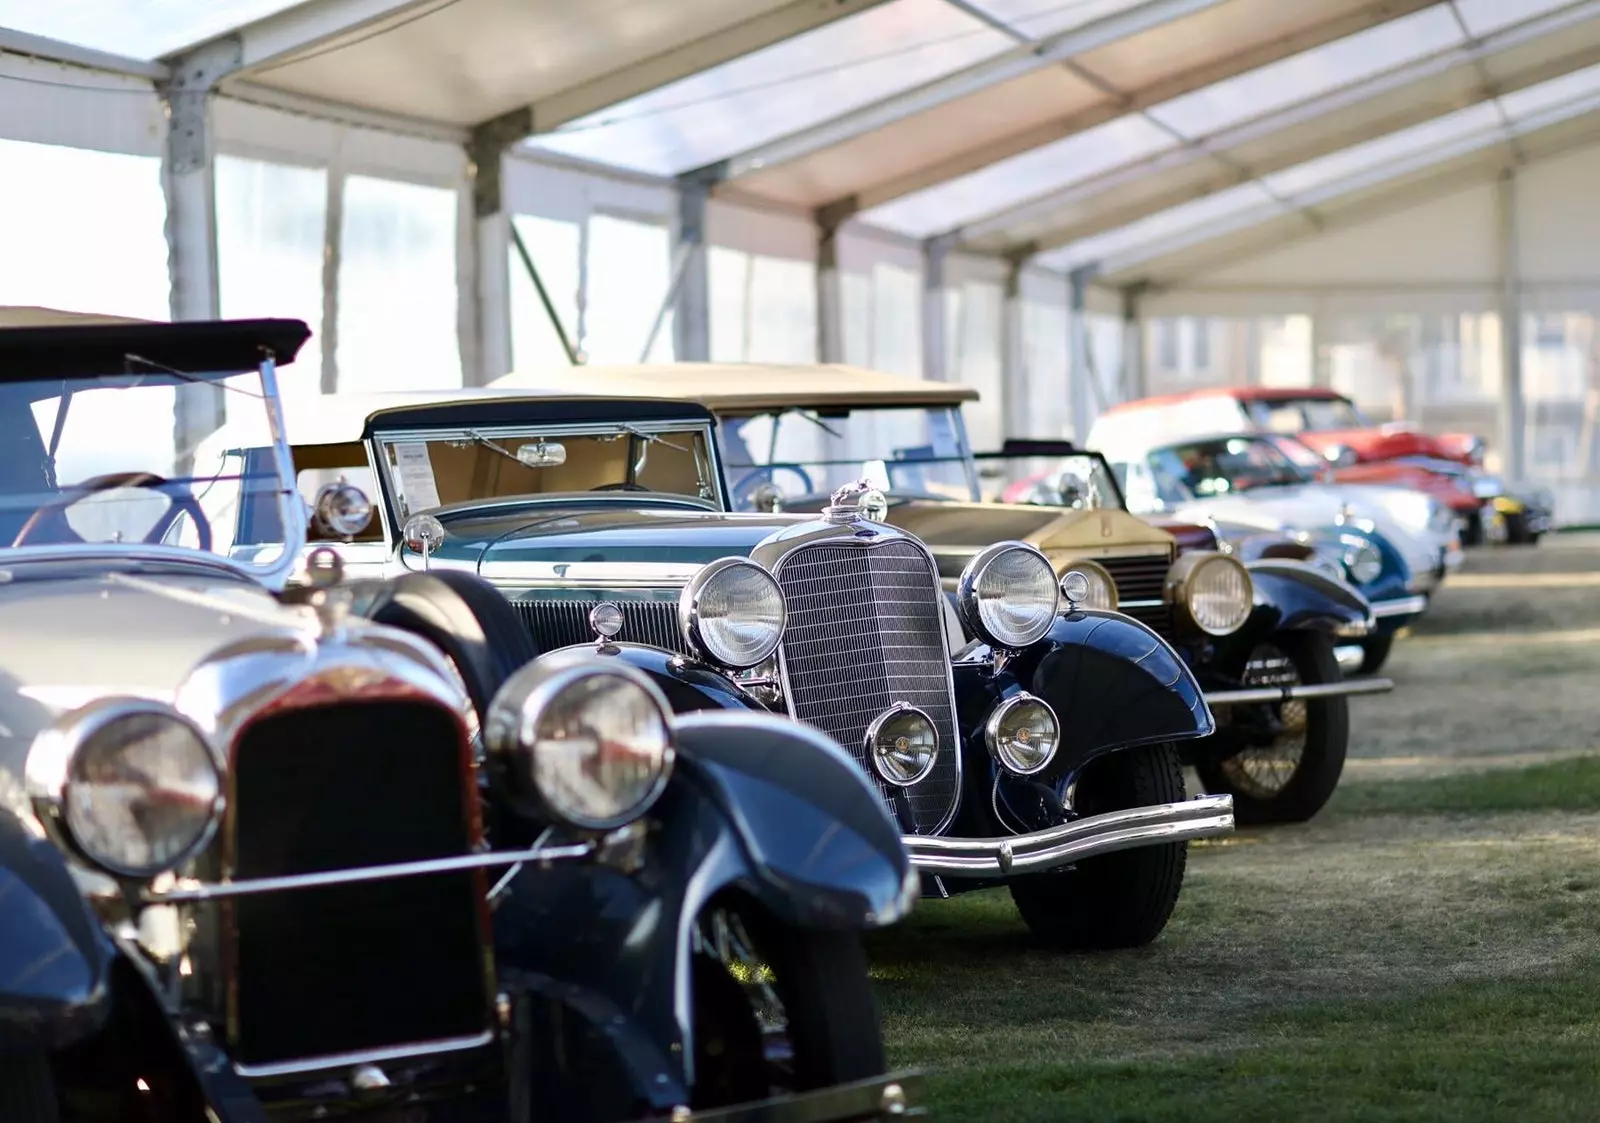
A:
[
  {"left": 483, "top": 364, "right": 1389, "bottom": 826},
  {"left": 0, "top": 313, "right": 923, "bottom": 1123},
  {"left": 1071, "top": 432, "right": 1460, "bottom": 674},
  {"left": 1087, "top": 386, "right": 1550, "bottom": 545},
  {"left": 208, "top": 382, "right": 1237, "bottom": 952}
]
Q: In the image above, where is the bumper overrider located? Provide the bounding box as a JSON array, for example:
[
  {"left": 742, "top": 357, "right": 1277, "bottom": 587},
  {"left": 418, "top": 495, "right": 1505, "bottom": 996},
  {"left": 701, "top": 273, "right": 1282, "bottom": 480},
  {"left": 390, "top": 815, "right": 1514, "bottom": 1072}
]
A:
[{"left": 905, "top": 794, "right": 1235, "bottom": 877}]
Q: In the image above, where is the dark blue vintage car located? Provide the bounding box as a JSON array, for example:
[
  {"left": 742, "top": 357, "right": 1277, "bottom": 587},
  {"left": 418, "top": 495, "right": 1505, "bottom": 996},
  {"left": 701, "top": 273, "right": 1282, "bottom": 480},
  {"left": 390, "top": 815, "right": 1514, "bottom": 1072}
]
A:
[
  {"left": 0, "top": 316, "right": 921, "bottom": 1123},
  {"left": 212, "top": 386, "right": 1236, "bottom": 956}
]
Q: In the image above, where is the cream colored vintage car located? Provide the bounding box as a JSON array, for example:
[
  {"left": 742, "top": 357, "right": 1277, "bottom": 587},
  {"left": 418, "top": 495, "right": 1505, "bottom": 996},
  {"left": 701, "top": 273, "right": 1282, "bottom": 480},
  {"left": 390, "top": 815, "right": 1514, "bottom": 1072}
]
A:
[{"left": 489, "top": 363, "right": 1390, "bottom": 827}]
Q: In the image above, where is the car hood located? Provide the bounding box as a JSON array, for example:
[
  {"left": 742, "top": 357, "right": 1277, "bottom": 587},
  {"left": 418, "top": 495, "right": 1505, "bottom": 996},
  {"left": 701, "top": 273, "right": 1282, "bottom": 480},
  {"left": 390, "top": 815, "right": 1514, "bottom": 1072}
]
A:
[
  {"left": 882, "top": 501, "right": 1174, "bottom": 576},
  {"left": 0, "top": 569, "right": 312, "bottom": 789},
  {"left": 436, "top": 505, "right": 809, "bottom": 572}
]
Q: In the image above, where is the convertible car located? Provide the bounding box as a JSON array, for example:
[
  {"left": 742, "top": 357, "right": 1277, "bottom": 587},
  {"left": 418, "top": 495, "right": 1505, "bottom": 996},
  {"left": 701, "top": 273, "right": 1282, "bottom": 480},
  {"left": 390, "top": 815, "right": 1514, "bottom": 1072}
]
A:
[
  {"left": 0, "top": 313, "right": 922, "bottom": 1123},
  {"left": 1088, "top": 386, "right": 1551, "bottom": 545},
  {"left": 209, "top": 381, "right": 1236, "bottom": 951},
  {"left": 485, "top": 364, "right": 1390, "bottom": 827}
]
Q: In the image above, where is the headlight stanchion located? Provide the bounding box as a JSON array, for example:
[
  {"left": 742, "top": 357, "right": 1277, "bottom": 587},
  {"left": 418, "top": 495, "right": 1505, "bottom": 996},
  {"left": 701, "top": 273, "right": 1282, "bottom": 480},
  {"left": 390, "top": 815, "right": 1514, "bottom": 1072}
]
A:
[{"left": 957, "top": 542, "right": 1060, "bottom": 649}]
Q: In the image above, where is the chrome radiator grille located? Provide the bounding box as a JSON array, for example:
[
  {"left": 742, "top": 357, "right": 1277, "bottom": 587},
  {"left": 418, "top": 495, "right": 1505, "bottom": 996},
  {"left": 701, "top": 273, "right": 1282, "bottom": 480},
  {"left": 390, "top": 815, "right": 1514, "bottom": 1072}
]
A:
[
  {"left": 773, "top": 538, "right": 960, "bottom": 834},
  {"left": 511, "top": 597, "right": 683, "bottom": 653}
]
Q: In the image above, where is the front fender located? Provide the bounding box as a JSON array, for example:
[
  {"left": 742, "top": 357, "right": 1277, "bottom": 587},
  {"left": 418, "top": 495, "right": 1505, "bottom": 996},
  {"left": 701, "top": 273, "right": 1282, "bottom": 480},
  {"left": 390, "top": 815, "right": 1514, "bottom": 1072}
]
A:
[
  {"left": 1243, "top": 561, "right": 1373, "bottom": 635},
  {"left": 490, "top": 711, "right": 913, "bottom": 1113},
  {"left": 541, "top": 642, "right": 768, "bottom": 714},
  {"left": 0, "top": 810, "right": 112, "bottom": 1052},
  {"left": 977, "top": 610, "right": 1214, "bottom": 779}
]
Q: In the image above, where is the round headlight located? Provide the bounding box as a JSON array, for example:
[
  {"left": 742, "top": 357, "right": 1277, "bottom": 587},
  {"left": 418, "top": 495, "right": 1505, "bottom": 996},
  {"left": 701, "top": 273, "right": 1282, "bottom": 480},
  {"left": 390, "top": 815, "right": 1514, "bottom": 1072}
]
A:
[
  {"left": 1166, "top": 552, "right": 1253, "bottom": 637},
  {"left": 957, "top": 542, "right": 1059, "bottom": 649},
  {"left": 679, "top": 558, "right": 787, "bottom": 669},
  {"left": 864, "top": 703, "right": 939, "bottom": 787},
  {"left": 26, "top": 700, "right": 222, "bottom": 879},
  {"left": 1343, "top": 538, "right": 1383, "bottom": 585},
  {"left": 1058, "top": 561, "right": 1118, "bottom": 612},
  {"left": 985, "top": 693, "right": 1059, "bottom": 776},
  {"left": 486, "top": 659, "right": 675, "bottom": 830}
]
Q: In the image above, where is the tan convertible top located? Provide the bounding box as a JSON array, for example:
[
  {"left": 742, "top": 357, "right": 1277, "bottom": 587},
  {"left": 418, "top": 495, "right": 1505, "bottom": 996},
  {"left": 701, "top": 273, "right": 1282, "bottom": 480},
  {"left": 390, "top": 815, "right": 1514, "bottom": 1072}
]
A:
[
  {"left": 0, "top": 306, "right": 157, "bottom": 329},
  {"left": 491, "top": 362, "right": 980, "bottom": 412}
]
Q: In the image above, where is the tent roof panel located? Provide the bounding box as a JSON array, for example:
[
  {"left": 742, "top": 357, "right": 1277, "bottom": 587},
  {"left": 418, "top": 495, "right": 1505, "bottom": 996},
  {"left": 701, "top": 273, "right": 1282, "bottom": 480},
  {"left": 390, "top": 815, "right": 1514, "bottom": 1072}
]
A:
[{"left": 0, "top": 0, "right": 303, "bottom": 61}]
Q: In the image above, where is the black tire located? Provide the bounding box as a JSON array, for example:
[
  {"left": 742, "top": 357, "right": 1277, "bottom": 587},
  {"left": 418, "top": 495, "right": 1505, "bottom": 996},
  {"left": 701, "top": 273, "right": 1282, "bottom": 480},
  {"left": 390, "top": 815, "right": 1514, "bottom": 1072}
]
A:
[
  {"left": 690, "top": 904, "right": 885, "bottom": 1109},
  {"left": 1009, "top": 743, "right": 1188, "bottom": 951},
  {"left": 1196, "top": 633, "right": 1349, "bottom": 826},
  {"left": 1460, "top": 511, "right": 1484, "bottom": 547},
  {"left": 1504, "top": 511, "right": 1541, "bottom": 546},
  {"left": 1357, "top": 631, "right": 1395, "bottom": 675},
  {"left": 0, "top": 1052, "right": 59, "bottom": 1123},
  {"left": 364, "top": 569, "right": 538, "bottom": 725}
]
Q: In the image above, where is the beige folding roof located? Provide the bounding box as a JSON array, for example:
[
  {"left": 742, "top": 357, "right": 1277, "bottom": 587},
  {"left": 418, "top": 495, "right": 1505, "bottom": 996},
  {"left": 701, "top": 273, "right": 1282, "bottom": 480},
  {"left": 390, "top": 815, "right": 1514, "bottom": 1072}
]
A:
[{"left": 490, "top": 362, "right": 981, "bottom": 413}]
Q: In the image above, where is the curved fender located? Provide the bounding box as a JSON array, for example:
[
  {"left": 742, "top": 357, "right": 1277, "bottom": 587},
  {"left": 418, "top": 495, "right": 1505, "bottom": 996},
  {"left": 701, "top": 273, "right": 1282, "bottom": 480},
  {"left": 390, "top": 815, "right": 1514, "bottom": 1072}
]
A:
[
  {"left": 1003, "top": 610, "right": 1214, "bottom": 779},
  {"left": 490, "top": 712, "right": 912, "bottom": 1110},
  {"left": 0, "top": 810, "right": 112, "bottom": 1052},
  {"left": 535, "top": 642, "right": 769, "bottom": 714},
  {"left": 1243, "top": 561, "right": 1374, "bottom": 635}
]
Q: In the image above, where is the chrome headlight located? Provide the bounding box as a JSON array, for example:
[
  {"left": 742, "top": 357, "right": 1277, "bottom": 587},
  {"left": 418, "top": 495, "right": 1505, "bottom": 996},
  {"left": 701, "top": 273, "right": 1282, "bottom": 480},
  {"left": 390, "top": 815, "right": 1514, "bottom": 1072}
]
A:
[
  {"left": 486, "top": 659, "right": 675, "bottom": 830},
  {"left": 1165, "top": 552, "right": 1253, "bottom": 637},
  {"left": 864, "top": 703, "right": 939, "bottom": 787},
  {"left": 957, "top": 542, "right": 1059, "bottom": 648},
  {"left": 985, "top": 693, "right": 1059, "bottom": 776},
  {"left": 1343, "top": 537, "right": 1383, "bottom": 585},
  {"left": 26, "top": 699, "right": 223, "bottom": 879},
  {"left": 679, "top": 558, "right": 787, "bottom": 669},
  {"left": 1059, "top": 560, "right": 1118, "bottom": 612}
]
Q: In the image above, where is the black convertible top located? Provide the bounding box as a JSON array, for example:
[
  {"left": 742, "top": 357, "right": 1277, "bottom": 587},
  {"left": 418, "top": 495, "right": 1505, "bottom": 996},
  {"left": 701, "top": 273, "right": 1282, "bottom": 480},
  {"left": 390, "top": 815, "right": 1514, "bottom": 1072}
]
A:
[
  {"left": 361, "top": 396, "right": 718, "bottom": 437},
  {"left": 0, "top": 316, "right": 311, "bottom": 379}
]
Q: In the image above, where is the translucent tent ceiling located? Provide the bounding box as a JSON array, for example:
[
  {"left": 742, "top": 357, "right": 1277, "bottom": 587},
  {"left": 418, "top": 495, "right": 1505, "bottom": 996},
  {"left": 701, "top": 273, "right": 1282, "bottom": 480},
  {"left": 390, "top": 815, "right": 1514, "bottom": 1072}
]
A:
[{"left": 4, "top": 0, "right": 1600, "bottom": 290}]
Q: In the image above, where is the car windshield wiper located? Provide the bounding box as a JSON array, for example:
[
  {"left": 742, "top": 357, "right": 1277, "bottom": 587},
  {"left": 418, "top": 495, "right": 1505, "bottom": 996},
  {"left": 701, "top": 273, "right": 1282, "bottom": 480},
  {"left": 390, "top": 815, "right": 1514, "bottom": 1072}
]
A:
[
  {"left": 789, "top": 409, "right": 843, "bottom": 439},
  {"left": 464, "top": 430, "right": 522, "bottom": 463},
  {"left": 618, "top": 424, "right": 689, "bottom": 453}
]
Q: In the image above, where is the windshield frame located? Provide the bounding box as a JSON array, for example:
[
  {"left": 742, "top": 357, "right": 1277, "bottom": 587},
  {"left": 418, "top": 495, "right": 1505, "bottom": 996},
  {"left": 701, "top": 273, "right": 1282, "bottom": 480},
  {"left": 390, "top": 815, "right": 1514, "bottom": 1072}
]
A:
[
  {"left": 971, "top": 444, "right": 1130, "bottom": 511},
  {"left": 366, "top": 418, "right": 728, "bottom": 530},
  {"left": 0, "top": 354, "right": 307, "bottom": 590}
]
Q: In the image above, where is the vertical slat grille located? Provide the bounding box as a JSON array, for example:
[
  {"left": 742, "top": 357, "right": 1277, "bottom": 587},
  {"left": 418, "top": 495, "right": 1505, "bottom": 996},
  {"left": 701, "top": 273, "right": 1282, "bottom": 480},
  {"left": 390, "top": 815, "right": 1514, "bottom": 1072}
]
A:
[
  {"left": 510, "top": 598, "right": 684, "bottom": 652},
  {"left": 1101, "top": 553, "right": 1177, "bottom": 641},
  {"left": 230, "top": 702, "right": 487, "bottom": 1067},
  {"left": 774, "top": 539, "right": 960, "bottom": 834}
]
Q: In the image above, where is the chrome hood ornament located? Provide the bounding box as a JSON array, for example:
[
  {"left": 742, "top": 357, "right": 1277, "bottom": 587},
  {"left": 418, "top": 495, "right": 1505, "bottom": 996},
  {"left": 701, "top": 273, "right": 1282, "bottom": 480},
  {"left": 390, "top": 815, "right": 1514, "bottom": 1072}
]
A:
[{"left": 824, "top": 479, "right": 888, "bottom": 524}]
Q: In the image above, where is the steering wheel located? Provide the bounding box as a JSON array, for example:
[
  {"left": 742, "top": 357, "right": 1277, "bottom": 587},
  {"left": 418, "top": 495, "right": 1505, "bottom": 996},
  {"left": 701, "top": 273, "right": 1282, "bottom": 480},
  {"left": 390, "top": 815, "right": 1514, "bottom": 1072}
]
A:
[
  {"left": 590, "top": 482, "right": 651, "bottom": 492},
  {"left": 730, "top": 464, "right": 814, "bottom": 502},
  {"left": 13, "top": 472, "right": 212, "bottom": 551}
]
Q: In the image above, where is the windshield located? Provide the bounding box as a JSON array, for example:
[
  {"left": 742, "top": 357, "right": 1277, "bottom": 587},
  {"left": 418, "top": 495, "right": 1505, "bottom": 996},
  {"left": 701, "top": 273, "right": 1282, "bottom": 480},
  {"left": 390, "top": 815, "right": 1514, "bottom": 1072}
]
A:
[
  {"left": 372, "top": 423, "right": 719, "bottom": 522},
  {"left": 1263, "top": 433, "right": 1329, "bottom": 470},
  {"left": 0, "top": 369, "right": 293, "bottom": 575},
  {"left": 717, "top": 406, "right": 980, "bottom": 511},
  {"left": 984, "top": 454, "right": 1126, "bottom": 510},
  {"left": 1150, "top": 436, "right": 1312, "bottom": 498},
  {"left": 1246, "top": 396, "right": 1367, "bottom": 433}
]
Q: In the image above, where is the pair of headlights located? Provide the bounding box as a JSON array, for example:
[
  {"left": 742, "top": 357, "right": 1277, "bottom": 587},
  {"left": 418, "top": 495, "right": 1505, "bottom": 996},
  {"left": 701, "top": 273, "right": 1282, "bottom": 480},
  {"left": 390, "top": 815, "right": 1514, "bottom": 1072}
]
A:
[
  {"left": 1057, "top": 553, "right": 1255, "bottom": 637},
  {"left": 25, "top": 660, "right": 683, "bottom": 883}
]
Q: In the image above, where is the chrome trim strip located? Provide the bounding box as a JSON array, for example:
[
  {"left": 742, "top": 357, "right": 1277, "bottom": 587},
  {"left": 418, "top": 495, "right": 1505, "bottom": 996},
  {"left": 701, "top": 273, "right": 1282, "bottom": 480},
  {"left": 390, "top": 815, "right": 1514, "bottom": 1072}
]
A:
[
  {"left": 1118, "top": 597, "right": 1164, "bottom": 609},
  {"left": 906, "top": 794, "right": 1234, "bottom": 877},
  {"left": 1205, "top": 677, "right": 1394, "bottom": 706},
  {"left": 481, "top": 560, "right": 706, "bottom": 584},
  {"left": 232, "top": 1029, "right": 495, "bottom": 1079},
  {"left": 145, "top": 841, "right": 597, "bottom": 903},
  {"left": 1371, "top": 594, "right": 1428, "bottom": 618}
]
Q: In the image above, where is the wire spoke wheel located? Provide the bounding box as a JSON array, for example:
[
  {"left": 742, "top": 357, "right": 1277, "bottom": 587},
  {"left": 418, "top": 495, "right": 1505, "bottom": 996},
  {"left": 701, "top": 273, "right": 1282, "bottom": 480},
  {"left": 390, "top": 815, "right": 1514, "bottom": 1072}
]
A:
[
  {"left": 1220, "top": 643, "right": 1307, "bottom": 798},
  {"left": 692, "top": 906, "right": 794, "bottom": 1100}
]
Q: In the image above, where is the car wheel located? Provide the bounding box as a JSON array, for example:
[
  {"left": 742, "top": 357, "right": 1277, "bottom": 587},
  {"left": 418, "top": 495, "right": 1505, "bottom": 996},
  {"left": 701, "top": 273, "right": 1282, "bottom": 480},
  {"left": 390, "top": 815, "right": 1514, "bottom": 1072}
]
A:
[
  {"left": 1196, "top": 633, "right": 1349, "bottom": 826},
  {"left": 0, "top": 1053, "right": 59, "bottom": 1123},
  {"left": 1357, "top": 631, "right": 1395, "bottom": 675},
  {"left": 363, "top": 569, "right": 539, "bottom": 729},
  {"left": 1504, "top": 511, "right": 1540, "bottom": 545},
  {"left": 688, "top": 900, "right": 885, "bottom": 1110},
  {"left": 1460, "top": 511, "right": 1484, "bottom": 547},
  {"left": 1008, "top": 743, "right": 1188, "bottom": 951}
]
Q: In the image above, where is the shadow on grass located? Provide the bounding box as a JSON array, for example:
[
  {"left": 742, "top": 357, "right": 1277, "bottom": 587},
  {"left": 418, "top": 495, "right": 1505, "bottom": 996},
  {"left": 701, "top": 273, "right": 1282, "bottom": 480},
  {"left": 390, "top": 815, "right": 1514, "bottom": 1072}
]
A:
[{"left": 1332, "top": 753, "right": 1600, "bottom": 816}]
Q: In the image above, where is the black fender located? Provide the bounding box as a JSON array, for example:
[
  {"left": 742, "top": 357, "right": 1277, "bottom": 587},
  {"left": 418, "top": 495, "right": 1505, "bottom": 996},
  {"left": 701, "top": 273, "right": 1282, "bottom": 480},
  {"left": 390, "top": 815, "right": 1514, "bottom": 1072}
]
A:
[
  {"left": 0, "top": 810, "right": 112, "bottom": 1052},
  {"left": 957, "top": 610, "right": 1214, "bottom": 784},
  {"left": 490, "top": 710, "right": 913, "bottom": 1114},
  {"left": 1190, "top": 562, "right": 1371, "bottom": 679},
  {"left": 539, "top": 641, "right": 770, "bottom": 714}
]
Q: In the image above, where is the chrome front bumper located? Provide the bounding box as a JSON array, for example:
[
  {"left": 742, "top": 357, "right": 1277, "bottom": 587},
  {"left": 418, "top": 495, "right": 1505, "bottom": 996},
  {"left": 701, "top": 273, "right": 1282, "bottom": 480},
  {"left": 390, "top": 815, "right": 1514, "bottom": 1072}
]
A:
[
  {"left": 1205, "top": 676, "right": 1393, "bottom": 706},
  {"left": 905, "top": 794, "right": 1234, "bottom": 877},
  {"left": 682, "top": 1072, "right": 925, "bottom": 1122},
  {"left": 1372, "top": 594, "right": 1428, "bottom": 619}
]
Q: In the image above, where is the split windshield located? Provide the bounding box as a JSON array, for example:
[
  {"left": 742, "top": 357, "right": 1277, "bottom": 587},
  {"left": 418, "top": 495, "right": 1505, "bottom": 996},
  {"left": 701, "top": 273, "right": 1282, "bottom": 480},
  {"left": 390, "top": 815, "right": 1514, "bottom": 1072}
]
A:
[
  {"left": 0, "top": 368, "right": 292, "bottom": 573},
  {"left": 717, "top": 406, "right": 980, "bottom": 511}
]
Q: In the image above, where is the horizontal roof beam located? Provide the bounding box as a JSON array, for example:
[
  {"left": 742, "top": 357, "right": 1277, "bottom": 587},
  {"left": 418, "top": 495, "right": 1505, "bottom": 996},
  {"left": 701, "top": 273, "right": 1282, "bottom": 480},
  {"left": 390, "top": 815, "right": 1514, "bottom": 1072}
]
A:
[
  {"left": 959, "top": 0, "right": 1600, "bottom": 246},
  {"left": 522, "top": 0, "right": 894, "bottom": 134},
  {"left": 167, "top": 0, "right": 432, "bottom": 73},
  {"left": 717, "top": 0, "right": 1229, "bottom": 182},
  {"left": 815, "top": 0, "right": 1441, "bottom": 220},
  {"left": 0, "top": 26, "right": 168, "bottom": 79}
]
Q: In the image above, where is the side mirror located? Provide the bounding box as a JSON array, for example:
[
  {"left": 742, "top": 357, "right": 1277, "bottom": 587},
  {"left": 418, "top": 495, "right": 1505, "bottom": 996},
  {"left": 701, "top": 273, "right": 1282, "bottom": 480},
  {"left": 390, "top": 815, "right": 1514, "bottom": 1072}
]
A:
[{"left": 403, "top": 513, "right": 446, "bottom": 571}]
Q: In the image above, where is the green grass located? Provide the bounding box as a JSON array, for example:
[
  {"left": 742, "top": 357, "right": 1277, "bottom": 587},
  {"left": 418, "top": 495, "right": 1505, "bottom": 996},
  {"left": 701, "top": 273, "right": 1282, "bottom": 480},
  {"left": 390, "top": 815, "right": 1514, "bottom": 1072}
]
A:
[
  {"left": 1331, "top": 754, "right": 1600, "bottom": 816},
  {"left": 867, "top": 756, "right": 1600, "bottom": 1122}
]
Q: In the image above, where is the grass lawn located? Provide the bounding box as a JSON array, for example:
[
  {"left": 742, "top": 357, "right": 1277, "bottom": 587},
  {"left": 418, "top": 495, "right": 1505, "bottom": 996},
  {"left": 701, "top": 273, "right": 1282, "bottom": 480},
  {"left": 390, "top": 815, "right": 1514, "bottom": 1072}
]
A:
[{"left": 867, "top": 757, "right": 1600, "bottom": 1122}]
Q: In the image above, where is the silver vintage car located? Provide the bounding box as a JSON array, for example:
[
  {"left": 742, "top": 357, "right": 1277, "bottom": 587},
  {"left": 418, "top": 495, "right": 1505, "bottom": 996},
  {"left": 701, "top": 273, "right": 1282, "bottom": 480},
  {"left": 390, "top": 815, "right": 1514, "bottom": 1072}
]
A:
[{"left": 0, "top": 312, "right": 921, "bottom": 1123}]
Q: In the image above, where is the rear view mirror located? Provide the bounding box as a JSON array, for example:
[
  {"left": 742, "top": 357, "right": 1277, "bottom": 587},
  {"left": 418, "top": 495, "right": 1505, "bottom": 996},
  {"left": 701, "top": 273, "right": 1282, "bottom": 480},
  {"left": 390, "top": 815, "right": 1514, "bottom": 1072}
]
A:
[{"left": 516, "top": 440, "right": 567, "bottom": 467}]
